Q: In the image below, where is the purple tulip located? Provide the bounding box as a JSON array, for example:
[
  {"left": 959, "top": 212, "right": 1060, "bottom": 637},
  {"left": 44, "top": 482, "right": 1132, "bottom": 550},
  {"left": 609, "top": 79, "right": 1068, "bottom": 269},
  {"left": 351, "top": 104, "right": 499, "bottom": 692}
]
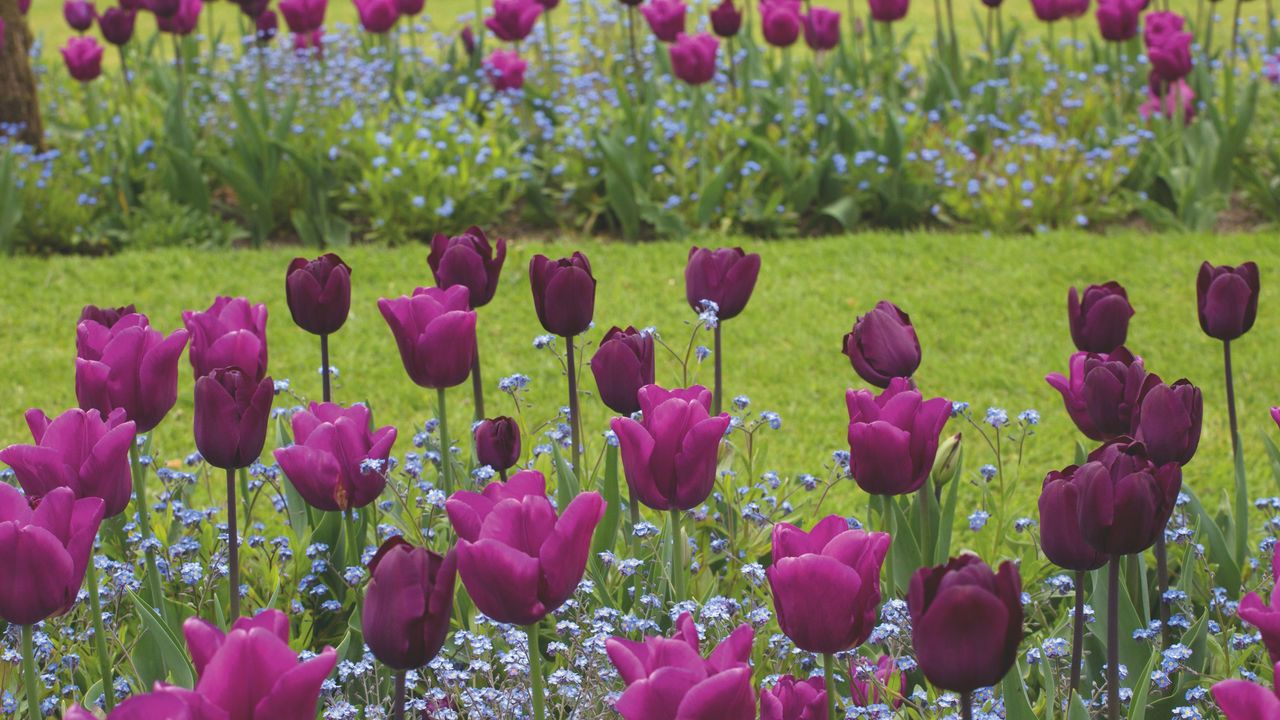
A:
[
  {"left": 611, "top": 384, "right": 731, "bottom": 511},
  {"left": 529, "top": 252, "right": 596, "bottom": 337},
  {"left": 0, "top": 485, "right": 104, "bottom": 625},
  {"left": 274, "top": 402, "right": 396, "bottom": 512},
  {"left": 0, "top": 408, "right": 135, "bottom": 518},
  {"left": 279, "top": 0, "right": 325, "bottom": 32},
  {"left": 446, "top": 472, "right": 603, "bottom": 625},
  {"left": 147, "top": 0, "right": 180, "bottom": 16},
  {"left": 486, "top": 0, "right": 542, "bottom": 41},
  {"left": 362, "top": 537, "right": 457, "bottom": 670},
  {"left": 64, "top": 0, "right": 96, "bottom": 31},
  {"left": 590, "top": 326, "right": 655, "bottom": 415},
  {"left": 1143, "top": 9, "right": 1183, "bottom": 45},
  {"left": 1030, "top": 0, "right": 1062, "bottom": 20},
  {"left": 81, "top": 304, "right": 137, "bottom": 326},
  {"left": 157, "top": 0, "right": 202, "bottom": 34},
  {"left": 685, "top": 246, "right": 761, "bottom": 321},
  {"left": 761, "top": 0, "right": 801, "bottom": 46},
  {"left": 709, "top": 0, "right": 741, "bottom": 36},
  {"left": 395, "top": 0, "right": 423, "bottom": 15},
  {"left": 842, "top": 300, "right": 922, "bottom": 388},
  {"left": 460, "top": 25, "right": 477, "bottom": 53},
  {"left": 866, "top": 0, "right": 907, "bottom": 22},
  {"left": 1213, "top": 669, "right": 1280, "bottom": 720},
  {"left": 760, "top": 675, "right": 826, "bottom": 720},
  {"left": 669, "top": 32, "right": 719, "bottom": 84},
  {"left": 1037, "top": 464, "right": 1108, "bottom": 572},
  {"left": 193, "top": 367, "right": 274, "bottom": 470},
  {"left": 1058, "top": 0, "right": 1087, "bottom": 18},
  {"left": 1075, "top": 440, "right": 1181, "bottom": 555},
  {"left": 1197, "top": 261, "right": 1260, "bottom": 341},
  {"left": 767, "top": 515, "right": 889, "bottom": 654},
  {"left": 183, "top": 296, "right": 269, "bottom": 381},
  {"left": 75, "top": 312, "right": 189, "bottom": 433},
  {"left": 61, "top": 36, "right": 104, "bottom": 82},
  {"left": 182, "top": 609, "right": 337, "bottom": 719},
  {"left": 484, "top": 50, "right": 528, "bottom": 90},
  {"left": 1131, "top": 379, "right": 1202, "bottom": 467},
  {"left": 1148, "top": 30, "right": 1192, "bottom": 82},
  {"left": 1095, "top": 0, "right": 1141, "bottom": 41},
  {"left": 286, "top": 254, "right": 351, "bottom": 336},
  {"left": 1273, "top": 407, "right": 1280, "bottom": 428},
  {"left": 1238, "top": 544, "right": 1280, "bottom": 664},
  {"left": 845, "top": 378, "right": 950, "bottom": 496},
  {"left": 641, "top": 0, "right": 687, "bottom": 40},
  {"left": 473, "top": 416, "right": 521, "bottom": 473},
  {"left": 427, "top": 227, "right": 507, "bottom": 308},
  {"left": 850, "top": 655, "right": 906, "bottom": 708},
  {"left": 255, "top": 8, "right": 277, "bottom": 40},
  {"left": 1046, "top": 347, "right": 1153, "bottom": 441},
  {"left": 908, "top": 555, "right": 1023, "bottom": 693},
  {"left": 607, "top": 612, "right": 757, "bottom": 719},
  {"left": 1067, "top": 282, "right": 1133, "bottom": 353},
  {"left": 803, "top": 7, "right": 840, "bottom": 50},
  {"left": 1139, "top": 79, "right": 1196, "bottom": 124},
  {"left": 354, "top": 0, "right": 397, "bottom": 32},
  {"left": 378, "top": 286, "right": 478, "bottom": 389}
]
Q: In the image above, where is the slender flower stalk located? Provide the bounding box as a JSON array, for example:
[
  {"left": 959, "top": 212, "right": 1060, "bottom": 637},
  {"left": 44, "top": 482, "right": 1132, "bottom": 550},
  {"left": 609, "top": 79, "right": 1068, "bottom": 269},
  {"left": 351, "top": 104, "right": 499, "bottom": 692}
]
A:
[
  {"left": 22, "top": 624, "right": 39, "bottom": 720},
  {"left": 1155, "top": 533, "right": 1170, "bottom": 645},
  {"left": 320, "top": 334, "right": 332, "bottom": 402},
  {"left": 527, "top": 623, "right": 546, "bottom": 720},
  {"left": 1107, "top": 555, "right": 1121, "bottom": 720},
  {"left": 713, "top": 324, "right": 723, "bottom": 416},
  {"left": 131, "top": 446, "right": 166, "bottom": 614},
  {"left": 670, "top": 508, "right": 685, "bottom": 601},
  {"left": 566, "top": 336, "right": 582, "bottom": 474},
  {"left": 86, "top": 558, "right": 116, "bottom": 709},
  {"left": 1070, "top": 569, "right": 1085, "bottom": 694},
  {"left": 438, "top": 388, "right": 454, "bottom": 494},
  {"left": 226, "top": 467, "right": 240, "bottom": 618},
  {"left": 393, "top": 670, "right": 407, "bottom": 720},
  {"left": 824, "top": 653, "right": 838, "bottom": 720},
  {"left": 961, "top": 690, "right": 973, "bottom": 720},
  {"left": 1224, "top": 339, "right": 1246, "bottom": 561}
]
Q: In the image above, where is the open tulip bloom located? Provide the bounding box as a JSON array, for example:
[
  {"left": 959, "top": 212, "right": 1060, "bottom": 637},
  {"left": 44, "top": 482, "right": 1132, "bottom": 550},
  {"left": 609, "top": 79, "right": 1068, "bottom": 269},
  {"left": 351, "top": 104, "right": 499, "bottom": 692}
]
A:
[
  {"left": 75, "top": 310, "right": 189, "bottom": 433},
  {"left": 274, "top": 401, "right": 396, "bottom": 513}
]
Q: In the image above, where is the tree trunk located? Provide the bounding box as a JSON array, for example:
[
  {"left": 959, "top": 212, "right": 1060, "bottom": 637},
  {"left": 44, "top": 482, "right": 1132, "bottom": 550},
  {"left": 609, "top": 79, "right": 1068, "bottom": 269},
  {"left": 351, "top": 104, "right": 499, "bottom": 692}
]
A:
[{"left": 0, "top": 0, "right": 44, "bottom": 149}]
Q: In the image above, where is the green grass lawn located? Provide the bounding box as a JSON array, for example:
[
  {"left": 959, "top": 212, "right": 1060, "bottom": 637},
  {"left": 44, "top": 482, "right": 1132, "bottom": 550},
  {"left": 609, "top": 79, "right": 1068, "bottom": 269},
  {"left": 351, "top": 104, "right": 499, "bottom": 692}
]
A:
[{"left": 3, "top": 232, "right": 1279, "bottom": 515}]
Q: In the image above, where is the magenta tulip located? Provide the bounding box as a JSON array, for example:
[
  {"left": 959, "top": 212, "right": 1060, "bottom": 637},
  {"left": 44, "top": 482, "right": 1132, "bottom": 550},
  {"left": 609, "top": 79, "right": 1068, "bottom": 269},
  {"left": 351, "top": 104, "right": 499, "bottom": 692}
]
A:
[
  {"left": 274, "top": 402, "right": 396, "bottom": 512},
  {"left": 378, "top": 286, "right": 478, "bottom": 389},
  {"left": 842, "top": 300, "right": 921, "bottom": 388},
  {"left": 1046, "top": 347, "right": 1154, "bottom": 441},
  {"left": 845, "top": 377, "right": 950, "bottom": 496},
  {"left": 761, "top": 0, "right": 801, "bottom": 46},
  {"left": 99, "top": 8, "right": 137, "bottom": 45},
  {"left": 428, "top": 227, "right": 507, "bottom": 308},
  {"left": 684, "top": 246, "right": 761, "bottom": 321},
  {"left": 641, "top": 0, "right": 686, "bottom": 41},
  {"left": 354, "top": 0, "right": 397, "bottom": 32},
  {"left": 486, "top": 0, "right": 542, "bottom": 41},
  {"left": 866, "top": 0, "right": 907, "bottom": 22},
  {"left": 183, "top": 296, "right": 269, "bottom": 381},
  {"left": 279, "top": 0, "right": 325, "bottom": 32},
  {"left": 1213, "top": 666, "right": 1280, "bottom": 720},
  {"left": 1067, "top": 282, "right": 1133, "bottom": 353},
  {"left": 156, "top": 0, "right": 201, "bottom": 34},
  {"left": 760, "top": 675, "right": 826, "bottom": 720},
  {"left": 64, "top": 0, "right": 96, "bottom": 31},
  {"left": 1239, "top": 544, "right": 1280, "bottom": 664},
  {"left": 709, "top": 0, "right": 741, "bottom": 36},
  {"left": 1095, "top": 0, "right": 1141, "bottom": 41},
  {"left": 285, "top": 254, "right": 351, "bottom": 336},
  {"left": 590, "top": 326, "right": 655, "bottom": 415},
  {"left": 61, "top": 36, "right": 104, "bottom": 81},
  {"left": 669, "top": 32, "right": 719, "bottom": 85},
  {"left": 1139, "top": 80, "right": 1196, "bottom": 124},
  {"left": 0, "top": 407, "right": 135, "bottom": 518},
  {"left": 193, "top": 368, "right": 274, "bottom": 471},
  {"left": 850, "top": 655, "right": 906, "bottom": 707},
  {"left": 0, "top": 485, "right": 103, "bottom": 625},
  {"left": 803, "top": 7, "right": 840, "bottom": 50},
  {"left": 75, "top": 312, "right": 188, "bottom": 433},
  {"left": 529, "top": 252, "right": 596, "bottom": 338},
  {"left": 362, "top": 537, "right": 457, "bottom": 670},
  {"left": 484, "top": 49, "right": 528, "bottom": 91}
]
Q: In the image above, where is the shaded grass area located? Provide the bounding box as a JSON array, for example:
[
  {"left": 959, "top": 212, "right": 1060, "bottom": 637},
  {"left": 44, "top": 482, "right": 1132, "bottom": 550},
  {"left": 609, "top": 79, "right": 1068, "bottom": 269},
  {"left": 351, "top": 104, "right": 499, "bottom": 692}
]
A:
[{"left": 2, "top": 233, "right": 1279, "bottom": 516}]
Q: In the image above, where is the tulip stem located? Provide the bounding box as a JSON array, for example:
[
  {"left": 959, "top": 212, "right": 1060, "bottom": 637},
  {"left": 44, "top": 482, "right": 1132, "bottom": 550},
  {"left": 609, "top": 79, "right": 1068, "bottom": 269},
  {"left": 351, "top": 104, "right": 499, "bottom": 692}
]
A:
[
  {"left": 960, "top": 690, "right": 973, "bottom": 720},
  {"left": 392, "top": 669, "right": 407, "bottom": 720},
  {"left": 1106, "top": 555, "right": 1121, "bottom": 720},
  {"left": 1069, "top": 569, "right": 1085, "bottom": 695},
  {"left": 823, "top": 653, "right": 838, "bottom": 720},
  {"left": 345, "top": 508, "right": 360, "bottom": 570},
  {"left": 712, "top": 323, "right": 723, "bottom": 416},
  {"left": 21, "top": 624, "right": 39, "bottom": 720},
  {"left": 130, "top": 446, "right": 166, "bottom": 616},
  {"left": 87, "top": 558, "right": 116, "bottom": 710},
  {"left": 437, "top": 387, "right": 454, "bottom": 495},
  {"left": 471, "top": 351, "right": 485, "bottom": 421},
  {"left": 670, "top": 508, "right": 686, "bottom": 601},
  {"left": 1155, "top": 532, "right": 1170, "bottom": 646},
  {"left": 566, "top": 336, "right": 583, "bottom": 476},
  {"left": 1224, "top": 340, "right": 1248, "bottom": 563},
  {"left": 320, "top": 333, "right": 332, "bottom": 403},
  {"left": 227, "top": 466, "right": 241, "bottom": 619},
  {"left": 526, "top": 623, "right": 546, "bottom": 720}
]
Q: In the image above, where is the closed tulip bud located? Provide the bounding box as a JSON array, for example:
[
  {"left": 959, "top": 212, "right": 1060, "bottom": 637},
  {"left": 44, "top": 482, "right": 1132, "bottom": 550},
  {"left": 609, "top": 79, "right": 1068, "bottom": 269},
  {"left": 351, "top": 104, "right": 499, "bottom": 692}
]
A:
[
  {"left": 669, "top": 32, "right": 719, "bottom": 85},
  {"left": 98, "top": 6, "right": 137, "bottom": 43},
  {"left": 845, "top": 378, "right": 950, "bottom": 496},
  {"left": 607, "top": 612, "right": 757, "bottom": 720},
  {"left": 850, "top": 655, "right": 906, "bottom": 708},
  {"left": 428, "top": 227, "right": 507, "bottom": 308},
  {"left": 64, "top": 0, "right": 96, "bottom": 31},
  {"left": 611, "top": 384, "right": 731, "bottom": 511},
  {"left": 1273, "top": 407, "right": 1280, "bottom": 429},
  {"left": 640, "top": 0, "right": 686, "bottom": 41},
  {"left": 255, "top": 8, "right": 277, "bottom": 39},
  {"left": 529, "top": 252, "right": 596, "bottom": 337},
  {"left": 1038, "top": 464, "right": 1108, "bottom": 572},
  {"left": 908, "top": 555, "right": 1023, "bottom": 693},
  {"left": 866, "top": 0, "right": 907, "bottom": 22},
  {"left": 842, "top": 300, "right": 921, "bottom": 387},
  {"left": 286, "top": 254, "right": 351, "bottom": 336},
  {"left": 1076, "top": 439, "right": 1181, "bottom": 555},
  {"left": 473, "top": 416, "right": 521, "bottom": 472},
  {"left": 1148, "top": 31, "right": 1192, "bottom": 82},
  {"left": 75, "top": 312, "right": 189, "bottom": 433},
  {"left": 193, "top": 368, "right": 274, "bottom": 470},
  {"left": 157, "top": 0, "right": 202, "bottom": 34},
  {"left": 1067, "top": 281, "right": 1133, "bottom": 353},
  {"left": 485, "top": 0, "right": 542, "bottom": 41},
  {"left": 1096, "top": 0, "right": 1141, "bottom": 41},
  {"left": 396, "top": 0, "right": 423, "bottom": 15},
  {"left": 183, "top": 296, "right": 269, "bottom": 381},
  {"left": 803, "top": 7, "right": 840, "bottom": 50},
  {"left": 354, "top": 0, "right": 396, "bottom": 31},
  {"left": 0, "top": 408, "right": 135, "bottom": 518},
  {"left": 183, "top": 609, "right": 337, "bottom": 719},
  {"left": 378, "top": 286, "right": 477, "bottom": 389},
  {"left": 760, "top": 675, "right": 826, "bottom": 720},
  {"left": 685, "top": 246, "right": 761, "bottom": 321},
  {"left": 1197, "top": 261, "right": 1260, "bottom": 341},
  {"left": 1131, "top": 379, "right": 1202, "bottom": 466},
  {"left": 239, "top": 0, "right": 269, "bottom": 21},
  {"left": 460, "top": 25, "right": 477, "bottom": 53},
  {"left": 761, "top": 0, "right": 801, "bottom": 46},
  {"left": 279, "top": 0, "right": 325, "bottom": 32},
  {"left": 147, "top": 0, "right": 180, "bottom": 15},
  {"left": 362, "top": 537, "right": 457, "bottom": 670},
  {"left": 1030, "top": 0, "right": 1061, "bottom": 20},
  {"left": 930, "top": 432, "right": 962, "bottom": 487},
  {"left": 591, "top": 326, "right": 655, "bottom": 415},
  {"left": 709, "top": 0, "right": 741, "bottom": 36},
  {"left": 767, "top": 515, "right": 889, "bottom": 654},
  {"left": 1046, "top": 347, "right": 1152, "bottom": 441},
  {"left": 1238, "top": 544, "right": 1280, "bottom": 664},
  {"left": 61, "top": 36, "right": 104, "bottom": 81},
  {"left": 0, "top": 485, "right": 104, "bottom": 625},
  {"left": 1213, "top": 668, "right": 1280, "bottom": 720},
  {"left": 446, "top": 472, "right": 603, "bottom": 625},
  {"left": 274, "top": 402, "right": 396, "bottom": 512},
  {"left": 484, "top": 49, "right": 527, "bottom": 90}
]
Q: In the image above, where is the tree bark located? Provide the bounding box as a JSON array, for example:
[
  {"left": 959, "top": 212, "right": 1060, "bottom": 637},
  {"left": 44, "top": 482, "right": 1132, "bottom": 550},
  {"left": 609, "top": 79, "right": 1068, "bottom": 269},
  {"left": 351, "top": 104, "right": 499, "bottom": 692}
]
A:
[{"left": 0, "top": 0, "right": 44, "bottom": 149}]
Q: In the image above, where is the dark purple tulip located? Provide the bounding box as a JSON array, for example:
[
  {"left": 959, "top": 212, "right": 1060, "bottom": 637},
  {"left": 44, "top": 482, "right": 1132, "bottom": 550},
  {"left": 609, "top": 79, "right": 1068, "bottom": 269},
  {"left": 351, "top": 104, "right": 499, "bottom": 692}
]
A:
[
  {"left": 709, "top": 0, "right": 741, "bottom": 36},
  {"left": 1058, "top": 0, "right": 1087, "bottom": 18},
  {"left": 61, "top": 36, "right": 104, "bottom": 81},
  {"left": 0, "top": 485, "right": 103, "bottom": 625},
  {"left": 1197, "top": 261, "right": 1260, "bottom": 341},
  {"left": 1030, "top": 0, "right": 1062, "bottom": 20},
  {"left": 274, "top": 402, "right": 397, "bottom": 512},
  {"left": 866, "top": 0, "right": 907, "bottom": 22},
  {"left": 286, "top": 254, "right": 352, "bottom": 336},
  {"left": 1143, "top": 9, "right": 1183, "bottom": 45},
  {"left": 460, "top": 25, "right": 477, "bottom": 53},
  {"left": 147, "top": 0, "right": 180, "bottom": 16},
  {"left": 761, "top": 0, "right": 801, "bottom": 46},
  {"left": 64, "top": 0, "right": 96, "bottom": 31},
  {"left": 640, "top": 0, "right": 686, "bottom": 41},
  {"left": 446, "top": 472, "right": 604, "bottom": 625},
  {"left": 845, "top": 378, "right": 950, "bottom": 496},
  {"left": 239, "top": 0, "right": 268, "bottom": 19},
  {"left": 354, "top": 0, "right": 397, "bottom": 32},
  {"left": 79, "top": 304, "right": 137, "bottom": 327},
  {"left": 760, "top": 675, "right": 825, "bottom": 720},
  {"left": 1148, "top": 31, "right": 1193, "bottom": 82},
  {"left": 193, "top": 367, "right": 274, "bottom": 470},
  {"left": 362, "top": 537, "right": 457, "bottom": 670},
  {"left": 1046, "top": 347, "right": 1154, "bottom": 441},
  {"left": 1095, "top": 0, "right": 1141, "bottom": 41},
  {"left": 685, "top": 246, "right": 761, "bottom": 321},
  {"left": 485, "top": 0, "right": 542, "bottom": 41},
  {"left": 156, "top": 0, "right": 202, "bottom": 34},
  {"left": 850, "top": 655, "right": 906, "bottom": 707},
  {"left": 473, "top": 416, "right": 521, "bottom": 472},
  {"left": 395, "top": 0, "right": 423, "bottom": 15},
  {"left": 279, "top": 0, "right": 325, "bottom": 32},
  {"left": 1038, "top": 464, "right": 1108, "bottom": 572},
  {"left": 591, "top": 327, "right": 655, "bottom": 416},
  {"left": 803, "top": 7, "right": 840, "bottom": 50},
  {"left": 1131, "top": 379, "right": 1202, "bottom": 467},
  {"left": 908, "top": 555, "right": 1023, "bottom": 693},
  {"left": 0, "top": 408, "right": 135, "bottom": 519},
  {"left": 255, "top": 9, "right": 277, "bottom": 41},
  {"left": 16, "top": 0, "right": 26, "bottom": 12},
  {"left": 669, "top": 32, "right": 719, "bottom": 85},
  {"left": 607, "top": 612, "right": 757, "bottom": 720},
  {"left": 1076, "top": 440, "right": 1181, "bottom": 555},
  {"left": 529, "top": 252, "right": 596, "bottom": 337},
  {"left": 427, "top": 227, "right": 507, "bottom": 309},
  {"left": 75, "top": 312, "right": 189, "bottom": 433},
  {"left": 842, "top": 300, "right": 921, "bottom": 388},
  {"left": 767, "top": 515, "right": 890, "bottom": 654},
  {"left": 183, "top": 296, "right": 269, "bottom": 381},
  {"left": 1067, "top": 281, "right": 1133, "bottom": 353},
  {"left": 611, "top": 385, "right": 731, "bottom": 511},
  {"left": 1239, "top": 545, "right": 1280, "bottom": 664},
  {"left": 378, "top": 286, "right": 477, "bottom": 389}
]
